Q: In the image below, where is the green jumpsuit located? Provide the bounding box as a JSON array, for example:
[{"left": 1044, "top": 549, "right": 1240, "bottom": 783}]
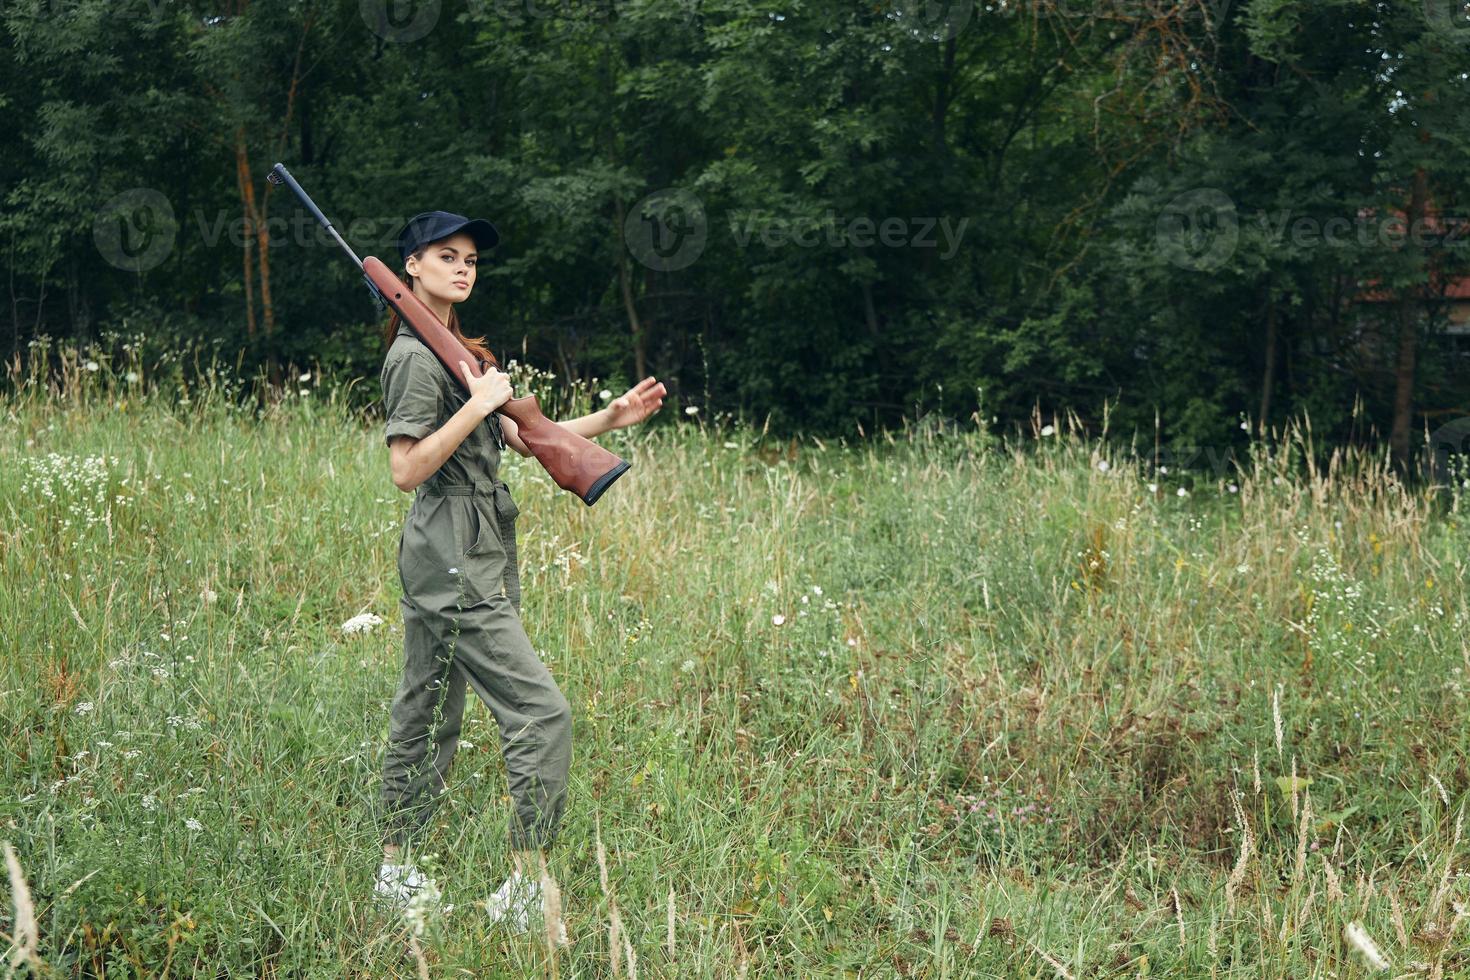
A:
[{"left": 377, "top": 322, "right": 572, "bottom": 854}]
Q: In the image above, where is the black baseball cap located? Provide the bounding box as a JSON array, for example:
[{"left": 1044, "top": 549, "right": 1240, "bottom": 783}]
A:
[{"left": 395, "top": 210, "right": 500, "bottom": 265}]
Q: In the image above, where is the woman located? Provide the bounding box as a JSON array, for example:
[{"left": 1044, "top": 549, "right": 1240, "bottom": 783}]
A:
[{"left": 371, "top": 210, "right": 664, "bottom": 938}]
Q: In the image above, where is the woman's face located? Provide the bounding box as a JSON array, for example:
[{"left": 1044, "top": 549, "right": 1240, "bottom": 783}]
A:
[{"left": 405, "top": 231, "right": 478, "bottom": 309}]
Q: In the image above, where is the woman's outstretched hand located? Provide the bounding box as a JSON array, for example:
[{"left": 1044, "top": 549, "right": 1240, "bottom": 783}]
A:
[
  {"left": 460, "top": 360, "right": 513, "bottom": 417},
  {"left": 607, "top": 377, "right": 667, "bottom": 429}
]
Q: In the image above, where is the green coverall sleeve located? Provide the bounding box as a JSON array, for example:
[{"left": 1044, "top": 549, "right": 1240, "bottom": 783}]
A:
[{"left": 382, "top": 349, "right": 444, "bottom": 447}]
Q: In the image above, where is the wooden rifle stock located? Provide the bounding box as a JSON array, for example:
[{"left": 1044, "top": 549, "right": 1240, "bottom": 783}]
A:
[
  {"left": 264, "top": 160, "right": 629, "bottom": 506},
  {"left": 364, "top": 257, "right": 631, "bottom": 505}
]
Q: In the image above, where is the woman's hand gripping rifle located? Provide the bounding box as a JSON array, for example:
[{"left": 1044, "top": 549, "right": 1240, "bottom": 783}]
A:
[{"left": 267, "top": 162, "right": 632, "bottom": 505}]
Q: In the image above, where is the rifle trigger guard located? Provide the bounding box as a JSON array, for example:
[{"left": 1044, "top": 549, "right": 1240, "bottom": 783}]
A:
[{"left": 363, "top": 277, "right": 387, "bottom": 313}]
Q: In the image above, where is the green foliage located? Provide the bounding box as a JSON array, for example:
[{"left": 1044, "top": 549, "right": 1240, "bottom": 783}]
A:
[{"left": 3, "top": 0, "right": 1470, "bottom": 461}]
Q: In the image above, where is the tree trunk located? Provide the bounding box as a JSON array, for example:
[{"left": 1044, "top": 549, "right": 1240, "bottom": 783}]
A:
[
  {"left": 861, "top": 277, "right": 880, "bottom": 340},
  {"left": 1389, "top": 166, "right": 1430, "bottom": 476},
  {"left": 227, "top": 14, "right": 310, "bottom": 390},
  {"left": 67, "top": 253, "right": 91, "bottom": 350},
  {"left": 614, "top": 196, "right": 648, "bottom": 382},
  {"left": 9, "top": 231, "right": 19, "bottom": 358},
  {"left": 234, "top": 131, "right": 257, "bottom": 343},
  {"left": 1258, "top": 281, "right": 1276, "bottom": 436},
  {"left": 932, "top": 35, "right": 956, "bottom": 153}
]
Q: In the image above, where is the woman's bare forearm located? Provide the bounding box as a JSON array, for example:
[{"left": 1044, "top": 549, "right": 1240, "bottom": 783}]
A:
[
  {"left": 395, "top": 401, "right": 490, "bottom": 491},
  {"left": 554, "top": 407, "right": 615, "bottom": 440}
]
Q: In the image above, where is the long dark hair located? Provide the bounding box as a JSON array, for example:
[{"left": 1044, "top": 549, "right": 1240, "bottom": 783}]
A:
[{"left": 381, "top": 244, "right": 500, "bottom": 370}]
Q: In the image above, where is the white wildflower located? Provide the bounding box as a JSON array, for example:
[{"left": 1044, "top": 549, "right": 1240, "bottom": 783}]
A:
[
  {"left": 1240, "top": 421, "right": 1249, "bottom": 431},
  {"left": 1228, "top": 483, "right": 1239, "bottom": 493},
  {"left": 1176, "top": 487, "right": 1189, "bottom": 497},
  {"left": 681, "top": 659, "right": 695, "bottom": 673},
  {"left": 1097, "top": 460, "right": 1110, "bottom": 472},
  {"left": 125, "top": 371, "right": 139, "bottom": 383},
  {"left": 74, "top": 701, "right": 94, "bottom": 715},
  {"left": 200, "top": 588, "right": 218, "bottom": 604},
  {"left": 341, "top": 613, "right": 385, "bottom": 635},
  {"left": 84, "top": 360, "right": 99, "bottom": 372},
  {"left": 684, "top": 405, "right": 699, "bottom": 415},
  {"left": 1040, "top": 424, "right": 1054, "bottom": 436},
  {"left": 141, "top": 793, "right": 158, "bottom": 810},
  {"left": 1148, "top": 483, "right": 1158, "bottom": 493},
  {"left": 401, "top": 875, "right": 443, "bottom": 937},
  {"left": 599, "top": 389, "right": 612, "bottom": 401},
  {"left": 772, "top": 614, "right": 786, "bottom": 626},
  {"left": 185, "top": 818, "right": 203, "bottom": 831},
  {"left": 299, "top": 372, "right": 312, "bottom": 382}
]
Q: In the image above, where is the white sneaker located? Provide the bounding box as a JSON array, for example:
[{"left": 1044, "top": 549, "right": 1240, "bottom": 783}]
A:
[
  {"left": 374, "top": 861, "right": 438, "bottom": 913},
  {"left": 484, "top": 870, "right": 568, "bottom": 944}
]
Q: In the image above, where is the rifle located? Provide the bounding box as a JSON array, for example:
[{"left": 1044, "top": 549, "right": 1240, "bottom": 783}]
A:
[{"left": 266, "top": 162, "right": 631, "bottom": 506}]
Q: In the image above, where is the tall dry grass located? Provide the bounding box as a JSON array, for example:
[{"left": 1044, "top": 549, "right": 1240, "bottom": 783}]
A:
[{"left": 3, "top": 338, "right": 1469, "bottom": 975}]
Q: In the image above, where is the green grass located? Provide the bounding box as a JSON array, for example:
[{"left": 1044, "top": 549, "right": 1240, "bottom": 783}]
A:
[{"left": 4, "top": 343, "right": 1470, "bottom": 977}]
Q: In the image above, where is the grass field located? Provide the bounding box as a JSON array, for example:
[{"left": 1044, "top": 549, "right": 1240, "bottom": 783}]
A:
[{"left": 4, "top": 344, "right": 1470, "bottom": 977}]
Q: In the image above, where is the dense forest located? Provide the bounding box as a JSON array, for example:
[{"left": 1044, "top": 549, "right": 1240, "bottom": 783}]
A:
[{"left": 3, "top": 0, "right": 1469, "bottom": 469}]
